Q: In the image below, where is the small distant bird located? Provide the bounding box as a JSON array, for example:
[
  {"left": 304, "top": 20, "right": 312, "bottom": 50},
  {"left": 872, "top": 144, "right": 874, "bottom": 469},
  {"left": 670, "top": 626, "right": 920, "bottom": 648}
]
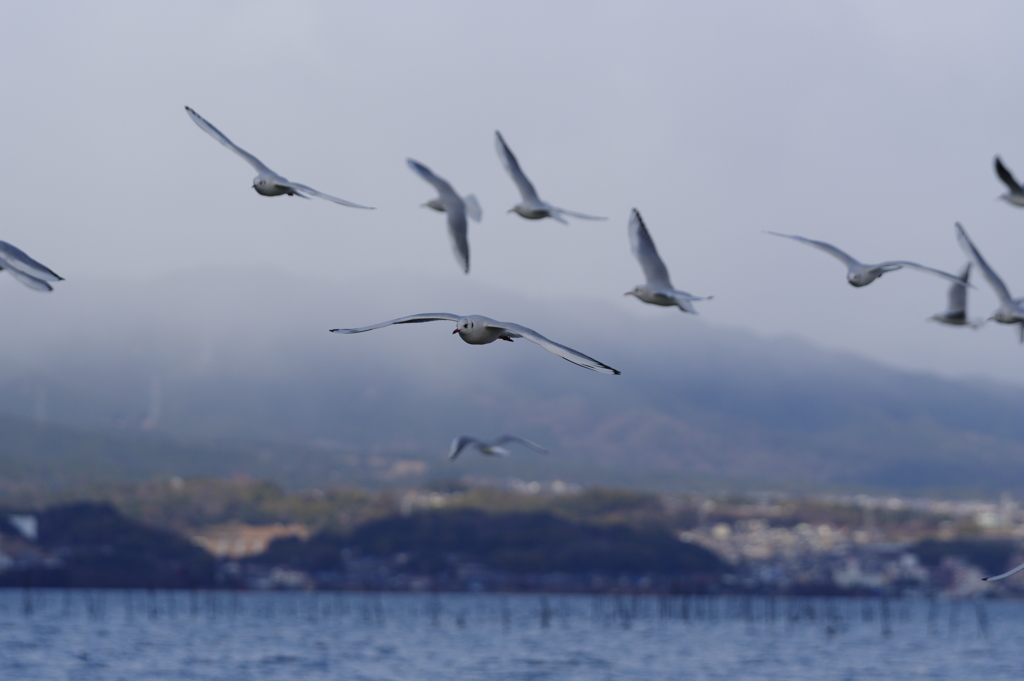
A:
[
  {"left": 184, "top": 106, "right": 373, "bottom": 208},
  {"left": 955, "top": 222, "right": 1024, "bottom": 341},
  {"left": 407, "top": 159, "right": 481, "bottom": 273},
  {"left": 0, "top": 242, "right": 62, "bottom": 292},
  {"left": 995, "top": 156, "right": 1024, "bottom": 207},
  {"left": 983, "top": 560, "right": 1024, "bottom": 582},
  {"left": 494, "top": 131, "right": 605, "bottom": 224},
  {"left": 448, "top": 435, "right": 549, "bottom": 460},
  {"left": 330, "top": 313, "right": 620, "bottom": 374},
  {"left": 625, "top": 208, "right": 711, "bottom": 314},
  {"left": 928, "top": 263, "right": 978, "bottom": 327},
  {"left": 765, "top": 231, "right": 966, "bottom": 287}
]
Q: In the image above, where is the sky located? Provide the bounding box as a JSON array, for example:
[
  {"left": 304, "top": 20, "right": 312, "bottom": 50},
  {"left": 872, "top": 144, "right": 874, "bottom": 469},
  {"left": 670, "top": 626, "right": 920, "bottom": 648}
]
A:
[{"left": 1, "top": 1, "right": 1024, "bottom": 386}]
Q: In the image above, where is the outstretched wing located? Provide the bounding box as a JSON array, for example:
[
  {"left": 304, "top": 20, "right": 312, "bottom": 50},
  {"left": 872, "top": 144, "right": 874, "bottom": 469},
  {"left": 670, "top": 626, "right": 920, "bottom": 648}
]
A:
[
  {"left": 0, "top": 262, "right": 53, "bottom": 291},
  {"left": 407, "top": 159, "right": 469, "bottom": 271},
  {"left": 875, "top": 261, "right": 973, "bottom": 287},
  {"left": 553, "top": 208, "right": 606, "bottom": 221},
  {"left": 494, "top": 435, "right": 549, "bottom": 454},
  {"left": 765, "top": 231, "right": 860, "bottom": 269},
  {"left": 955, "top": 223, "right": 1013, "bottom": 305},
  {"left": 330, "top": 313, "right": 461, "bottom": 334},
  {"left": 185, "top": 106, "right": 274, "bottom": 175},
  {"left": 285, "top": 181, "right": 374, "bottom": 209},
  {"left": 407, "top": 159, "right": 458, "bottom": 200},
  {"left": 448, "top": 436, "right": 480, "bottom": 460},
  {"left": 628, "top": 208, "right": 672, "bottom": 288},
  {"left": 984, "top": 559, "right": 1024, "bottom": 582},
  {"left": 0, "top": 242, "right": 62, "bottom": 282},
  {"left": 995, "top": 156, "right": 1023, "bottom": 193},
  {"left": 495, "top": 131, "right": 540, "bottom": 202},
  {"left": 491, "top": 321, "right": 620, "bottom": 375}
]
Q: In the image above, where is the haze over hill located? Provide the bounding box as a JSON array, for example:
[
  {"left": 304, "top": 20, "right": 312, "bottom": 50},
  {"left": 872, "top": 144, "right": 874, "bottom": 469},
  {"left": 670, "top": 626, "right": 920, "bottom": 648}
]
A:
[{"left": 0, "top": 269, "right": 1022, "bottom": 494}]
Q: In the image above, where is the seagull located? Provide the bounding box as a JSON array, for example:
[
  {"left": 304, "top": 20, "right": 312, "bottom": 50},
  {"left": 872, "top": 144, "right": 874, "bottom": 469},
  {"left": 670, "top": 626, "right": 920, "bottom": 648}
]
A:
[
  {"left": 330, "top": 313, "right": 620, "bottom": 374},
  {"left": 955, "top": 222, "right": 1024, "bottom": 342},
  {"left": 765, "top": 231, "right": 967, "bottom": 287},
  {"left": 0, "top": 242, "right": 62, "bottom": 292},
  {"left": 448, "top": 435, "right": 549, "bottom": 460},
  {"left": 494, "top": 131, "right": 605, "bottom": 224},
  {"left": 928, "top": 263, "right": 979, "bottom": 327},
  {"left": 407, "top": 159, "right": 481, "bottom": 273},
  {"left": 625, "top": 208, "right": 711, "bottom": 314},
  {"left": 184, "top": 106, "right": 373, "bottom": 209},
  {"left": 983, "top": 561, "right": 1024, "bottom": 582},
  {"left": 995, "top": 156, "right": 1024, "bottom": 207}
]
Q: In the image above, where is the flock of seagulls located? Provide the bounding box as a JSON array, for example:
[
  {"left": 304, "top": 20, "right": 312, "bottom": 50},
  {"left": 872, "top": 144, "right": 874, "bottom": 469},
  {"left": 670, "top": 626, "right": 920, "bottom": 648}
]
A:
[{"left": 6, "top": 105, "right": 1024, "bottom": 576}]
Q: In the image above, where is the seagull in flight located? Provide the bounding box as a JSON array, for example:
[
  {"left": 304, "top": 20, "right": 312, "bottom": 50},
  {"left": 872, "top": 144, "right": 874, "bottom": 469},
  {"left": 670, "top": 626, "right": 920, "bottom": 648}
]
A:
[
  {"left": 330, "top": 313, "right": 620, "bottom": 374},
  {"left": 955, "top": 222, "right": 1024, "bottom": 341},
  {"left": 995, "top": 156, "right": 1024, "bottom": 207},
  {"left": 448, "top": 435, "right": 549, "bottom": 460},
  {"left": 928, "top": 263, "right": 979, "bottom": 327},
  {"left": 407, "top": 159, "right": 481, "bottom": 273},
  {"left": 494, "top": 131, "right": 605, "bottom": 224},
  {"left": 0, "top": 242, "right": 62, "bottom": 292},
  {"left": 185, "top": 106, "right": 373, "bottom": 209},
  {"left": 766, "top": 231, "right": 967, "bottom": 287},
  {"left": 625, "top": 208, "right": 711, "bottom": 314}
]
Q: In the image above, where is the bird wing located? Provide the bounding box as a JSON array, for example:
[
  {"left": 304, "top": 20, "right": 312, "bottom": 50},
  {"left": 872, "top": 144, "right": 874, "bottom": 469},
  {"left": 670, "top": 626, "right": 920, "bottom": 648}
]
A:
[
  {"left": 874, "top": 261, "right": 973, "bottom": 287},
  {"left": 448, "top": 436, "right": 480, "bottom": 460},
  {"left": 983, "top": 559, "right": 1024, "bottom": 582},
  {"left": 284, "top": 181, "right": 374, "bottom": 209},
  {"left": 946, "top": 263, "right": 970, "bottom": 314},
  {"left": 0, "top": 242, "right": 62, "bottom": 282},
  {"left": 0, "top": 259, "right": 53, "bottom": 292},
  {"left": 330, "top": 313, "right": 461, "bottom": 334},
  {"left": 995, "top": 156, "right": 1023, "bottom": 193},
  {"left": 406, "top": 160, "right": 469, "bottom": 272},
  {"left": 628, "top": 208, "right": 672, "bottom": 288},
  {"left": 553, "top": 207, "right": 607, "bottom": 221},
  {"left": 494, "top": 435, "right": 549, "bottom": 454},
  {"left": 494, "top": 131, "right": 540, "bottom": 202},
  {"left": 955, "top": 223, "right": 1013, "bottom": 305},
  {"left": 490, "top": 321, "right": 620, "bottom": 375},
  {"left": 765, "top": 231, "right": 859, "bottom": 269},
  {"left": 462, "top": 194, "right": 482, "bottom": 222},
  {"left": 185, "top": 106, "right": 274, "bottom": 175}
]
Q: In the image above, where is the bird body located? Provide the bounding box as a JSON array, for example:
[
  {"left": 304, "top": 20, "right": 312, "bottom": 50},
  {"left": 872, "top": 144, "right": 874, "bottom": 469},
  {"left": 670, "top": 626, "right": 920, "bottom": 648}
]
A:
[
  {"left": 0, "top": 242, "right": 62, "bottom": 292},
  {"left": 185, "top": 106, "right": 373, "bottom": 209},
  {"left": 448, "top": 434, "right": 549, "bottom": 460},
  {"left": 766, "top": 231, "right": 966, "bottom": 288},
  {"left": 494, "top": 131, "right": 605, "bottom": 224},
  {"left": 625, "top": 209, "right": 710, "bottom": 314},
  {"left": 407, "top": 159, "right": 480, "bottom": 273},
  {"left": 995, "top": 156, "right": 1024, "bottom": 207},
  {"left": 330, "top": 313, "right": 620, "bottom": 374}
]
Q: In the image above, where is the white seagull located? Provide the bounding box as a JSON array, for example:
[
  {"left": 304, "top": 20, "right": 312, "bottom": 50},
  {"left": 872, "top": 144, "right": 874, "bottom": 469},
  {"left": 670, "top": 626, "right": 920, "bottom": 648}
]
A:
[
  {"left": 330, "top": 313, "right": 620, "bottom": 374},
  {"left": 448, "top": 435, "right": 549, "bottom": 460},
  {"left": 494, "top": 131, "right": 605, "bottom": 224},
  {"left": 766, "top": 231, "right": 967, "bottom": 288},
  {"left": 407, "top": 159, "right": 481, "bottom": 273},
  {"left": 928, "top": 263, "right": 978, "bottom": 327},
  {"left": 185, "top": 106, "right": 373, "bottom": 209},
  {"left": 995, "top": 156, "right": 1024, "bottom": 207},
  {"left": 955, "top": 222, "right": 1024, "bottom": 341},
  {"left": 0, "top": 242, "right": 62, "bottom": 292},
  {"left": 625, "top": 208, "right": 711, "bottom": 314}
]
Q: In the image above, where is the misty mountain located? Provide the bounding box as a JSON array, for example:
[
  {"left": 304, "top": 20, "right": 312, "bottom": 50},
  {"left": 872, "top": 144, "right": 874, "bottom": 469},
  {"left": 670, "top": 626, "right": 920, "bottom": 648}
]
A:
[{"left": 0, "top": 268, "right": 1022, "bottom": 494}]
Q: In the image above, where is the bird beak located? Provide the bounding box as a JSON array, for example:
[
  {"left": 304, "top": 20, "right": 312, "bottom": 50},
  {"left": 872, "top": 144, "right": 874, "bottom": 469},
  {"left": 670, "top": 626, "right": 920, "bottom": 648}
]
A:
[
  {"left": 452, "top": 328, "right": 460, "bottom": 335},
  {"left": 623, "top": 291, "right": 634, "bottom": 297},
  {"left": 507, "top": 208, "right": 515, "bottom": 214}
]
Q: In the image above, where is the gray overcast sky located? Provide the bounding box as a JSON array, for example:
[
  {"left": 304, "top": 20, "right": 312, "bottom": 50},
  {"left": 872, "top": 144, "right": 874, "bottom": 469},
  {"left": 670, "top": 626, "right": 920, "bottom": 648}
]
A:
[{"left": 2, "top": 1, "right": 1024, "bottom": 385}]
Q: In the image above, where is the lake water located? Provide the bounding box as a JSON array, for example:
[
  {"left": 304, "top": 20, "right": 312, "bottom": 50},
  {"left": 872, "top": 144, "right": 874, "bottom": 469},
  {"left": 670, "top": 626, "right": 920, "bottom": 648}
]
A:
[{"left": 1, "top": 590, "right": 1022, "bottom": 680}]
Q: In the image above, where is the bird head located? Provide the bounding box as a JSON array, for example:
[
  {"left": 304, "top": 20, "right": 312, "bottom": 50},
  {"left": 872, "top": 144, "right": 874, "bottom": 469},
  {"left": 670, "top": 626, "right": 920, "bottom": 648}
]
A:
[{"left": 454, "top": 317, "right": 475, "bottom": 335}]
